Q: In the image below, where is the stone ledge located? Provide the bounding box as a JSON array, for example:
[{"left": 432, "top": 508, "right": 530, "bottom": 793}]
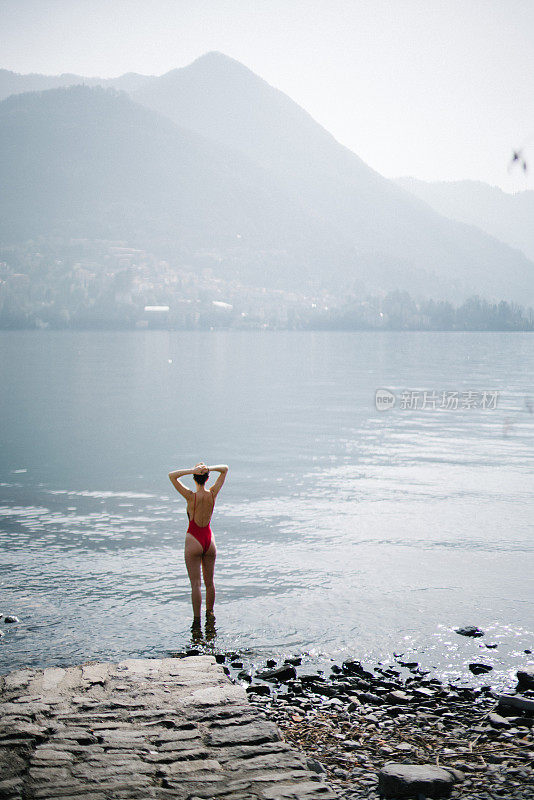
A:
[{"left": 0, "top": 655, "right": 338, "bottom": 800}]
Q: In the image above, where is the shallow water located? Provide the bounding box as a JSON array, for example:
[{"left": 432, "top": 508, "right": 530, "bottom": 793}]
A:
[{"left": 0, "top": 330, "right": 532, "bottom": 687}]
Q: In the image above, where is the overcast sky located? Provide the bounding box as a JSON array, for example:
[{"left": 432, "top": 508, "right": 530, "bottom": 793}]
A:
[{"left": 1, "top": 0, "right": 533, "bottom": 192}]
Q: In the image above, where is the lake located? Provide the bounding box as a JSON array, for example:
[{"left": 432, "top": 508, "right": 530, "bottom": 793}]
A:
[{"left": 0, "top": 330, "right": 532, "bottom": 687}]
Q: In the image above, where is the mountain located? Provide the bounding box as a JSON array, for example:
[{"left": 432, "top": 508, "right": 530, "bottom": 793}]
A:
[
  {"left": 0, "top": 85, "right": 347, "bottom": 288},
  {"left": 395, "top": 177, "right": 534, "bottom": 262},
  {"left": 131, "top": 52, "right": 534, "bottom": 304},
  {"left": 1, "top": 54, "right": 534, "bottom": 304},
  {"left": 0, "top": 68, "right": 153, "bottom": 102}
]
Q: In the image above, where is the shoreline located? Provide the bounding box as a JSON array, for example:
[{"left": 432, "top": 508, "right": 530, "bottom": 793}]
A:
[{"left": 205, "top": 649, "right": 534, "bottom": 799}]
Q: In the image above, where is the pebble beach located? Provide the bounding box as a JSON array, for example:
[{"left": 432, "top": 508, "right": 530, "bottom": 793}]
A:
[{"left": 213, "top": 647, "right": 534, "bottom": 799}]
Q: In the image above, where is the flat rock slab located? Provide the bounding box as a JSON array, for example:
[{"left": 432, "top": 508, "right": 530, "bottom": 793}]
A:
[{"left": 0, "top": 655, "right": 337, "bottom": 800}]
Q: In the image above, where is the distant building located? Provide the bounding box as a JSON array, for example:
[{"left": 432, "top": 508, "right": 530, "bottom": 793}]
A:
[{"left": 141, "top": 305, "right": 170, "bottom": 329}]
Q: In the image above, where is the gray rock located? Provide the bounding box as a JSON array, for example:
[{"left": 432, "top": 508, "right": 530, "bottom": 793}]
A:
[
  {"left": 378, "top": 762, "right": 462, "bottom": 798},
  {"left": 488, "top": 712, "right": 511, "bottom": 728},
  {"left": 307, "top": 758, "right": 326, "bottom": 774}
]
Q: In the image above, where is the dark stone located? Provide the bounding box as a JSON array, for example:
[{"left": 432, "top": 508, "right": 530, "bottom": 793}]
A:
[
  {"left": 266, "top": 659, "right": 277, "bottom": 668},
  {"left": 185, "top": 649, "right": 200, "bottom": 656},
  {"left": 485, "top": 643, "right": 498, "bottom": 648},
  {"left": 306, "top": 683, "right": 338, "bottom": 698},
  {"left": 256, "top": 665, "right": 296, "bottom": 683},
  {"left": 516, "top": 668, "right": 534, "bottom": 691},
  {"left": 387, "top": 690, "right": 412, "bottom": 704},
  {"left": 246, "top": 685, "right": 270, "bottom": 696},
  {"left": 3, "top": 616, "right": 19, "bottom": 624},
  {"left": 455, "top": 625, "right": 484, "bottom": 637},
  {"left": 215, "top": 654, "right": 226, "bottom": 664},
  {"left": 231, "top": 661, "right": 243, "bottom": 669},
  {"left": 342, "top": 660, "right": 374, "bottom": 680},
  {"left": 358, "top": 692, "right": 384, "bottom": 705},
  {"left": 468, "top": 663, "right": 493, "bottom": 675},
  {"left": 398, "top": 661, "right": 418, "bottom": 668},
  {"left": 330, "top": 665, "right": 341, "bottom": 674},
  {"left": 300, "top": 674, "right": 325, "bottom": 684},
  {"left": 237, "top": 671, "right": 252, "bottom": 683},
  {"left": 284, "top": 657, "right": 302, "bottom": 666},
  {"left": 378, "top": 762, "right": 461, "bottom": 798},
  {"left": 498, "top": 693, "right": 534, "bottom": 713}
]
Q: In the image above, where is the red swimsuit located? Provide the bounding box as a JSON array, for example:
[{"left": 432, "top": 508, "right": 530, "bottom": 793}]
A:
[{"left": 187, "top": 491, "right": 214, "bottom": 554}]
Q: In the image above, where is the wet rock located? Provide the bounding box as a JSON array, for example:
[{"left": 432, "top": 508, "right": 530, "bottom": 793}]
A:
[
  {"left": 468, "top": 663, "right": 493, "bottom": 675},
  {"left": 485, "top": 642, "right": 498, "bottom": 649},
  {"left": 378, "top": 762, "right": 461, "bottom": 798},
  {"left": 342, "top": 660, "right": 374, "bottom": 680},
  {"left": 215, "top": 654, "right": 226, "bottom": 664},
  {"left": 237, "top": 670, "right": 252, "bottom": 683},
  {"left": 266, "top": 659, "right": 277, "bottom": 668},
  {"left": 256, "top": 665, "right": 297, "bottom": 683},
  {"left": 284, "top": 657, "right": 301, "bottom": 666},
  {"left": 3, "top": 616, "right": 20, "bottom": 624},
  {"left": 455, "top": 625, "right": 484, "bottom": 637},
  {"left": 516, "top": 667, "right": 534, "bottom": 691}
]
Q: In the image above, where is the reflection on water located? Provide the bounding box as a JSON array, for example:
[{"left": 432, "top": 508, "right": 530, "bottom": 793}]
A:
[{"left": 0, "top": 330, "right": 532, "bottom": 688}]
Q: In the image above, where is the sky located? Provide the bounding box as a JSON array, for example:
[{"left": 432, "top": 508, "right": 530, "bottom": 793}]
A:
[{"left": 1, "top": 0, "right": 533, "bottom": 193}]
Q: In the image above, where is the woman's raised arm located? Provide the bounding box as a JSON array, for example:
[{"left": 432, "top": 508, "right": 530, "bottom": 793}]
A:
[{"left": 208, "top": 464, "right": 228, "bottom": 499}]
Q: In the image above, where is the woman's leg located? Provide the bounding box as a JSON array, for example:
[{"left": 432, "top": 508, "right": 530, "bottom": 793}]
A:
[
  {"left": 184, "top": 534, "right": 203, "bottom": 620},
  {"left": 201, "top": 538, "right": 217, "bottom": 614}
]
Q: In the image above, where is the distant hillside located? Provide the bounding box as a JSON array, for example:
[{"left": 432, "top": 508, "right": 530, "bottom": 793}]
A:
[
  {"left": 1, "top": 54, "right": 534, "bottom": 304},
  {"left": 0, "top": 68, "right": 153, "bottom": 102},
  {"left": 396, "top": 177, "right": 534, "bottom": 262},
  {"left": 0, "top": 85, "right": 347, "bottom": 289}
]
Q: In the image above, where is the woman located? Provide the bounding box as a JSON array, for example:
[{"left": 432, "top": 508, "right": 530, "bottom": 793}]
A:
[{"left": 168, "top": 462, "right": 228, "bottom": 625}]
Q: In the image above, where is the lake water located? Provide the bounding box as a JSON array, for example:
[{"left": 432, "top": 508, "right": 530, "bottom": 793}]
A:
[{"left": 0, "top": 330, "right": 532, "bottom": 688}]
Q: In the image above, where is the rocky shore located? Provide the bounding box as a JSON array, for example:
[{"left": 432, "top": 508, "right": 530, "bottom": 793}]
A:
[{"left": 204, "top": 651, "right": 534, "bottom": 799}]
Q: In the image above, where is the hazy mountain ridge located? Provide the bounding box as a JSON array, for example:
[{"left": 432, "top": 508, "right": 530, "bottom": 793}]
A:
[
  {"left": 0, "top": 68, "right": 154, "bottom": 101},
  {"left": 396, "top": 176, "right": 534, "bottom": 262},
  {"left": 0, "top": 53, "right": 533, "bottom": 305},
  {"left": 0, "top": 85, "right": 351, "bottom": 290}
]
